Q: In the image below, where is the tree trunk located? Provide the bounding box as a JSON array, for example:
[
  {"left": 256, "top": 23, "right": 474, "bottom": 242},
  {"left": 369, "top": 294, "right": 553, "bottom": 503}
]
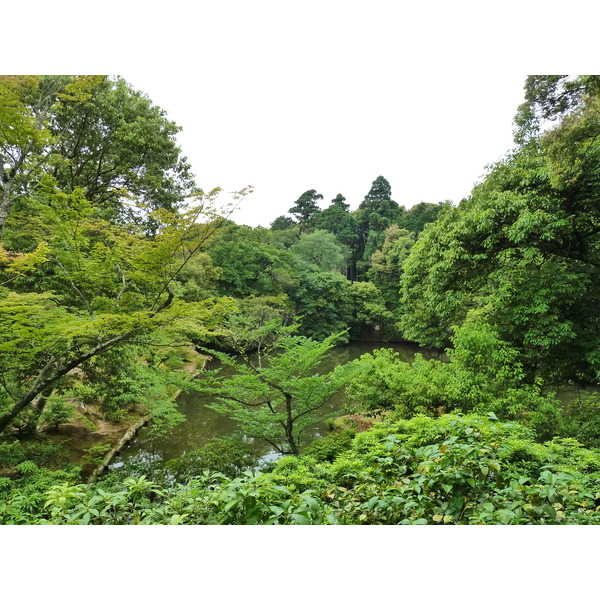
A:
[
  {"left": 0, "top": 331, "right": 131, "bottom": 435},
  {"left": 284, "top": 393, "right": 300, "bottom": 455},
  {"left": 0, "top": 173, "right": 15, "bottom": 235}
]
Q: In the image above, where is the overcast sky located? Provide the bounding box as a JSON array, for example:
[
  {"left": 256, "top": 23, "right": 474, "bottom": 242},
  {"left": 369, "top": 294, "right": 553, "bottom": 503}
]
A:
[
  {"left": 124, "top": 69, "right": 526, "bottom": 228},
  {"left": 120, "top": 3, "right": 532, "bottom": 227},
  {"left": 10, "top": 1, "right": 597, "bottom": 230}
]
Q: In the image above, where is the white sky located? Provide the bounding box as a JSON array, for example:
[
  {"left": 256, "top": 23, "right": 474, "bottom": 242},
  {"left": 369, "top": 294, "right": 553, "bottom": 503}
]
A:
[
  {"left": 8, "top": 0, "right": 599, "bottom": 229},
  {"left": 124, "top": 69, "right": 526, "bottom": 227}
]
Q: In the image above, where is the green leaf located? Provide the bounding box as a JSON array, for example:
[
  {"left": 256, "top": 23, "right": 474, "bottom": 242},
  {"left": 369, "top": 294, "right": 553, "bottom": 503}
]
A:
[{"left": 291, "top": 513, "right": 311, "bottom": 525}]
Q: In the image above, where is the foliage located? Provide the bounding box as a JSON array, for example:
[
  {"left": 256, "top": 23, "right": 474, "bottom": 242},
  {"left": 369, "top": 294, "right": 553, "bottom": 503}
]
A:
[
  {"left": 165, "top": 437, "right": 257, "bottom": 481},
  {"left": 0, "top": 76, "right": 59, "bottom": 234},
  {"left": 558, "top": 392, "right": 600, "bottom": 448},
  {"left": 0, "top": 439, "right": 66, "bottom": 470},
  {"left": 1, "top": 76, "right": 196, "bottom": 237},
  {"left": 302, "top": 430, "right": 356, "bottom": 463},
  {"left": 397, "top": 201, "right": 446, "bottom": 233},
  {"left": 313, "top": 194, "right": 359, "bottom": 276},
  {"left": 195, "top": 329, "right": 364, "bottom": 454},
  {"left": 206, "top": 224, "right": 296, "bottom": 298},
  {"left": 4, "top": 74, "right": 600, "bottom": 526},
  {"left": 290, "top": 269, "right": 353, "bottom": 341},
  {"left": 0, "top": 179, "right": 236, "bottom": 434},
  {"left": 52, "top": 76, "right": 196, "bottom": 215},
  {"left": 171, "top": 252, "right": 221, "bottom": 302},
  {"left": 367, "top": 225, "right": 416, "bottom": 327},
  {"left": 291, "top": 230, "right": 349, "bottom": 272},
  {"left": 2, "top": 414, "right": 600, "bottom": 525},
  {"left": 38, "top": 396, "right": 75, "bottom": 430},
  {"left": 270, "top": 215, "right": 296, "bottom": 230},
  {"left": 288, "top": 189, "right": 323, "bottom": 231},
  {"left": 348, "top": 281, "right": 394, "bottom": 339},
  {"left": 355, "top": 176, "right": 402, "bottom": 274},
  {"left": 346, "top": 320, "right": 560, "bottom": 439},
  {"left": 400, "top": 132, "right": 600, "bottom": 384}
]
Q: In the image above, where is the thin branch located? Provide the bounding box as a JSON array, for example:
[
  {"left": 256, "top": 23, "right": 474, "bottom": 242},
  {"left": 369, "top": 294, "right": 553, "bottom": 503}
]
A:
[{"left": 115, "top": 263, "right": 129, "bottom": 301}]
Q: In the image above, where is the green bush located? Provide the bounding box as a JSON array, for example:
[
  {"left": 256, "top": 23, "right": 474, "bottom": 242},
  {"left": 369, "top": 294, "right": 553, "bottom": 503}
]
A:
[
  {"left": 558, "top": 392, "right": 600, "bottom": 448},
  {"left": 165, "top": 437, "right": 256, "bottom": 481},
  {"left": 346, "top": 323, "right": 562, "bottom": 440},
  {"left": 2, "top": 413, "right": 600, "bottom": 524},
  {"left": 303, "top": 430, "right": 356, "bottom": 463}
]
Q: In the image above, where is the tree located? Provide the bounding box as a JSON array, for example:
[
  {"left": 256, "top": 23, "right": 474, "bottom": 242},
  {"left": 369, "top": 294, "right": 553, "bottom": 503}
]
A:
[
  {"left": 0, "top": 76, "right": 197, "bottom": 236},
  {"left": 206, "top": 224, "right": 296, "bottom": 298},
  {"left": 290, "top": 268, "right": 353, "bottom": 341},
  {"left": 0, "top": 183, "right": 237, "bottom": 435},
  {"left": 400, "top": 77, "right": 600, "bottom": 384},
  {"left": 355, "top": 176, "right": 402, "bottom": 275},
  {"left": 288, "top": 189, "right": 323, "bottom": 232},
  {"left": 48, "top": 76, "right": 197, "bottom": 220},
  {"left": 313, "top": 194, "right": 359, "bottom": 278},
  {"left": 0, "top": 76, "right": 57, "bottom": 234},
  {"left": 348, "top": 281, "right": 394, "bottom": 340},
  {"left": 368, "top": 224, "right": 416, "bottom": 308},
  {"left": 270, "top": 215, "right": 295, "bottom": 230},
  {"left": 513, "top": 75, "right": 600, "bottom": 144},
  {"left": 313, "top": 193, "right": 357, "bottom": 243},
  {"left": 346, "top": 319, "right": 557, "bottom": 437},
  {"left": 196, "top": 328, "right": 362, "bottom": 455},
  {"left": 397, "top": 202, "right": 445, "bottom": 233},
  {"left": 291, "top": 229, "right": 348, "bottom": 272}
]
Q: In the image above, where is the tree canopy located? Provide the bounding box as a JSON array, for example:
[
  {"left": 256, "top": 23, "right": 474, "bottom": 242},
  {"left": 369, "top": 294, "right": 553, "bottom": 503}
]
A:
[{"left": 400, "top": 75, "right": 600, "bottom": 384}]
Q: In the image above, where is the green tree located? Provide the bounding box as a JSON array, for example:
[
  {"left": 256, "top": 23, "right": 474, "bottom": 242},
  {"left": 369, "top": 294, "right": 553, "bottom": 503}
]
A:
[
  {"left": 290, "top": 268, "right": 353, "bottom": 341},
  {"left": 270, "top": 215, "right": 295, "bottom": 230},
  {"left": 206, "top": 224, "right": 296, "bottom": 298},
  {"left": 0, "top": 76, "right": 58, "bottom": 234},
  {"left": 0, "top": 183, "right": 235, "bottom": 434},
  {"left": 368, "top": 225, "right": 416, "bottom": 308},
  {"left": 355, "top": 176, "right": 402, "bottom": 275},
  {"left": 347, "top": 319, "right": 558, "bottom": 437},
  {"left": 314, "top": 194, "right": 359, "bottom": 278},
  {"left": 196, "top": 329, "right": 362, "bottom": 455},
  {"left": 1, "top": 76, "right": 197, "bottom": 235},
  {"left": 314, "top": 194, "right": 358, "bottom": 245},
  {"left": 400, "top": 138, "right": 600, "bottom": 382},
  {"left": 171, "top": 251, "right": 221, "bottom": 302},
  {"left": 397, "top": 202, "right": 445, "bottom": 233},
  {"left": 48, "top": 76, "right": 197, "bottom": 220},
  {"left": 513, "top": 75, "right": 600, "bottom": 145},
  {"left": 291, "top": 230, "right": 348, "bottom": 272},
  {"left": 288, "top": 189, "right": 323, "bottom": 232},
  {"left": 348, "top": 281, "right": 394, "bottom": 340}
]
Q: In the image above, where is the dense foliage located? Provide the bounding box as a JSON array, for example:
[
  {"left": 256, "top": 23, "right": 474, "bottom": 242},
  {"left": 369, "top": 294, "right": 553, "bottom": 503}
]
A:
[
  {"left": 2, "top": 414, "right": 599, "bottom": 524},
  {"left": 195, "top": 326, "right": 363, "bottom": 455},
  {"left": 400, "top": 75, "right": 600, "bottom": 386},
  {"left": 2, "top": 74, "right": 600, "bottom": 525}
]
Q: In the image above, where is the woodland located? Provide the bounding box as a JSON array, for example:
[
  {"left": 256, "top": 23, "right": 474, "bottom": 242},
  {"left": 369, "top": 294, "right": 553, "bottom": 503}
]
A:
[{"left": 1, "top": 75, "right": 600, "bottom": 525}]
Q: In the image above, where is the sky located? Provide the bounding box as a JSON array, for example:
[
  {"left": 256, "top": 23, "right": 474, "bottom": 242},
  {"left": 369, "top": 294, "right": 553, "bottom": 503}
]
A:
[
  {"left": 124, "top": 70, "right": 526, "bottom": 227},
  {"left": 118, "top": 3, "right": 533, "bottom": 227},
  {"left": 8, "top": 1, "right": 597, "bottom": 230}
]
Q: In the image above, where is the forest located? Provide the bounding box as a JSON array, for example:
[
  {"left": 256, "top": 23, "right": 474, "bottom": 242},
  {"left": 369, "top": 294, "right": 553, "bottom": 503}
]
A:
[{"left": 1, "top": 74, "right": 600, "bottom": 524}]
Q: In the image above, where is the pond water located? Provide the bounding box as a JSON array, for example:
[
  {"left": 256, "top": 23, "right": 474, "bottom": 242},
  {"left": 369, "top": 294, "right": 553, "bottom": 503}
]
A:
[{"left": 109, "top": 341, "right": 442, "bottom": 471}]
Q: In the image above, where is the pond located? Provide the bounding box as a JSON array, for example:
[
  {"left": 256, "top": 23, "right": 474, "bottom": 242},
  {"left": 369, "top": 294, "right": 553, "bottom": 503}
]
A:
[{"left": 109, "top": 341, "right": 443, "bottom": 471}]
